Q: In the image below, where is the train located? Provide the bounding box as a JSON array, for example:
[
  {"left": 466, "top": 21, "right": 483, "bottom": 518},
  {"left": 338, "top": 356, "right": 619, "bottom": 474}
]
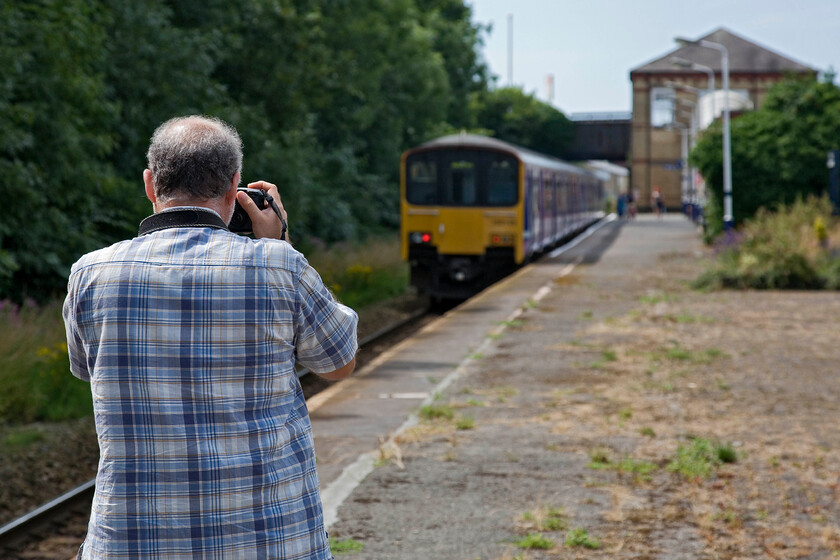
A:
[{"left": 400, "top": 133, "right": 605, "bottom": 300}]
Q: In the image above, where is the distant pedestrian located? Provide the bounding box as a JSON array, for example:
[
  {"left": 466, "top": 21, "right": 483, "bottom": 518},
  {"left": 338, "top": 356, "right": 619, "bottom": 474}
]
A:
[
  {"left": 652, "top": 186, "right": 665, "bottom": 217},
  {"left": 617, "top": 193, "right": 626, "bottom": 217},
  {"left": 626, "top": 189, "right": 636, "bottom": 219}
]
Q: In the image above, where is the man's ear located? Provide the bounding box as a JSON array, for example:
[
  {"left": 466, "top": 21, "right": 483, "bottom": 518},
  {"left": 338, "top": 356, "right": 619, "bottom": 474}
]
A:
[
  {"left": 143, "top": 169, "right": 156, "bottom": 204},
  {"left": 224, "top": 172, "right": 241, "bottom": 205}
]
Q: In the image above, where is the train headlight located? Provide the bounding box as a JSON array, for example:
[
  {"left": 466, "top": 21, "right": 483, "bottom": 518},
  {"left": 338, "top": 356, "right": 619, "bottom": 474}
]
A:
[
  {"left": 409, "top": 232, "right": 433, "bottom": 244},
  {"left": 489, "top": 234, "right": 513, "bottom": 246}
]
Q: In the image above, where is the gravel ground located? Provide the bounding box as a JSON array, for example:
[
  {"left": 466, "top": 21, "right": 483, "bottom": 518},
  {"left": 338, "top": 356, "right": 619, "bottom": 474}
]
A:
[{"left": 328, "top": 221, "right": 840, "bottom": 559}]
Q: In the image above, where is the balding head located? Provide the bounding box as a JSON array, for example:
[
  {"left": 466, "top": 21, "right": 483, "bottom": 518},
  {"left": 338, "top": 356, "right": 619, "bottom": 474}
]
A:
[{"left": 146, "top": 116, "right": 242, "bottom": 203}]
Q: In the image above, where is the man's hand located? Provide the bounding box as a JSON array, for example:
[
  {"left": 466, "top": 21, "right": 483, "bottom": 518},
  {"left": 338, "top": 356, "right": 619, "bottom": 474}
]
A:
[{"left": 237, "top": 181, "right": 289, "bottom": 242}]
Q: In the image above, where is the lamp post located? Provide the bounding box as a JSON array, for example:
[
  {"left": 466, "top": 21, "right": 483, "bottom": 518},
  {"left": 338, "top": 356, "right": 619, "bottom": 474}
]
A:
[
  {"left": 676, "top": 101, "right": 698, "bottom": 216},
  {"left": 665, "top": 82, "right": 701, "bottom": 218},
  {"left": 670, "top": 56, "right": 715, "bottom": 127},
  {"left": 675, "top": 37, "right": 732, "bottom": 230}
]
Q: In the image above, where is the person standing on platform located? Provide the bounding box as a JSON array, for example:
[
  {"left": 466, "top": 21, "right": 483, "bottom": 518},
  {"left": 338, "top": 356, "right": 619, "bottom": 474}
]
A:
[
  {"left": 652, "top": 186, "right": 665, "bottom": 217},
  {"left": 63, "top": 115, "right": 358, "bottom": 560}
]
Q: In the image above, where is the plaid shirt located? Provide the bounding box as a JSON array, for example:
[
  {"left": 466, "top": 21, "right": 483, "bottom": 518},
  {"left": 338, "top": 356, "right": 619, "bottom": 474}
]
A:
[{"left": 63, "top": 217, "right": 357, "bottom": 559}]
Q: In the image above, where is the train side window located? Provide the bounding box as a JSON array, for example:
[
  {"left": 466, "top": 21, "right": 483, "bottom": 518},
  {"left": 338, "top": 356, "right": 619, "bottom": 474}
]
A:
[
  {"left": 486, "top": 156, "right": 518, "bottom": 205},
  {"left": 445, "top": 160, "right": 477, "bottom": 204},
  {"left": 407, "top": 160, "right": 438, "bottom": 204}
]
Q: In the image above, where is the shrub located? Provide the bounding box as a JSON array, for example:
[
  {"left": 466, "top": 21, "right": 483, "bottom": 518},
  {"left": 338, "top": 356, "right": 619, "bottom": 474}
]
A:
[
  {"left": 695, "top": 196, "right": 840, "bottom": 290},
  {"left": 0, "top": 300, "right": 92, "bottom": 423}
]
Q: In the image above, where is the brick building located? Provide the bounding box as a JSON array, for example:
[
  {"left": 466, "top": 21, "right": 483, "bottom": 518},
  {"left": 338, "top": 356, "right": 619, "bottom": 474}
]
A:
[{"left": 629, "top": 28, "right": 816, "bottom": 211}]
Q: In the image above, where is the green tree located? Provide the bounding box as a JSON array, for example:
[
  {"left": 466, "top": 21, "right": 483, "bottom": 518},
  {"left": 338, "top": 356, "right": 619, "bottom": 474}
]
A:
[
  {"left": 313, "top": 0, "right": 450, "bottom": 235},
  {"left": 415, "top": 0, "right": 490, "bottom": 128},
  {"left": 0, "top": 0, "right": 496, "bottom": 300},
  {"left": 469, "top": 87, "right": 574, "bottom": 156},
  {"left": 691, "top": 76, "right": 840, "bottom": 234},
  {"left": 0, "top": 0, "right": 121, "bottom": 300}
]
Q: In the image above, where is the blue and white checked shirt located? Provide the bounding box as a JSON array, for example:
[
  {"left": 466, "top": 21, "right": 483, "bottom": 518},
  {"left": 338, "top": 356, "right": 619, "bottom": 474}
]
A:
[{"left": 63, "top": 218, "right": 357, "bottom": 559}]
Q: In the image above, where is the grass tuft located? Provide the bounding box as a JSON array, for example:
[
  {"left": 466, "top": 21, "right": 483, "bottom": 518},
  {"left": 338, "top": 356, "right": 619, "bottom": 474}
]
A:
[
  {"left": 329, "top": 537, "right": 364, "bottom": 554},
  {"left": 565, "top": 528, "right": 601, "bottom": 549},
  {"left": 455, "top": 415, "right": 475, "bottom": 430},
  {"left": 514, "top": 533, "right": 554, "bottom": 550},
  {"left": 667, "top": 438, "right": 737, "bottom": 480},
  {"left": 419, "top": 404, "right": 455, "bottom": 421}
]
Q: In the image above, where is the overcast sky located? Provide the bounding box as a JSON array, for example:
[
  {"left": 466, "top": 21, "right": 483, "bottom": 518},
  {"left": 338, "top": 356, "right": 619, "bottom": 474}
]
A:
[{"left": 468, "top": 0, "right": 840, "bottom": 115}]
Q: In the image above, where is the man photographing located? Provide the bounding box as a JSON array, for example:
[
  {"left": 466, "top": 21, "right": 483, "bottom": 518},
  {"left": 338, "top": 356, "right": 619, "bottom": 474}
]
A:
[{"left": 63, "top": 115, "right": 357, "bottom": 559}]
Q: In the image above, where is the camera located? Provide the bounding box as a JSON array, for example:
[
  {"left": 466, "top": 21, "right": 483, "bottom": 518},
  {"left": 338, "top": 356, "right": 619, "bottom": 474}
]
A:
[{"left": 229, "top": 188, "right": 268, "bottom": 233}]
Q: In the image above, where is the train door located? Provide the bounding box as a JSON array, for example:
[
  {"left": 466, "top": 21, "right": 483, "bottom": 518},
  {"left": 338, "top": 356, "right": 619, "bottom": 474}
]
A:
[
  {"left": 523, "top": 170, "right": 534, "bottom": 255},
  {"left": 543, "top": 172, "right": 556, "bottom": 245},
  {"left": 533, "top": 169, "right": 543, "bottom": 251}
]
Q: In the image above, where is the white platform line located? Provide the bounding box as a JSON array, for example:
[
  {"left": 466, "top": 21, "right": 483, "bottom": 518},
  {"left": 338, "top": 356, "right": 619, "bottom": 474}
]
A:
[
  {"left": 320, "top": 259, "right": 580, "bottom": 528},
  {"left": 547, "top": 213, "right": 617, "bottom": 259}
]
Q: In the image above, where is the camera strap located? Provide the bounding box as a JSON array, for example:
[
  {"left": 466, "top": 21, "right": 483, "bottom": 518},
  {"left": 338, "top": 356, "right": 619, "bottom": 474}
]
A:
[{"left": 138, "top": 209, "right": 229, "bottom": 236}]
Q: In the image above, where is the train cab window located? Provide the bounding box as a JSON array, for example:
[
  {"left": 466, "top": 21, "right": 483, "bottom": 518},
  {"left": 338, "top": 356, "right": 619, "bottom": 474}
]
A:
[
  {"left": 445, "top": 160, "right": 477, "bottom": 204},
  {"left": 407, "top": 160, "right": 438, "bottom": 205},
  {"left": 405, "top": 149, "right": 520, "bottom": 207},
  {"left": 487, "top": 157, "right": 517, "bottom": 205}
]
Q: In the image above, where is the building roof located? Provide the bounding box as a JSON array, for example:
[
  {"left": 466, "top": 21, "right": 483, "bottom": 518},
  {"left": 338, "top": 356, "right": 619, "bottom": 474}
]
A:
[{"left": 630, "top": 28, "right": 815, "bottom": 76}]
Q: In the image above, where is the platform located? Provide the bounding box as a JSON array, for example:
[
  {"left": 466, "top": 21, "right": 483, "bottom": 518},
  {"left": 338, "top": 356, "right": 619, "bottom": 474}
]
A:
[{"left": 309, "top": 213, "right": 701, "bottom": 526}]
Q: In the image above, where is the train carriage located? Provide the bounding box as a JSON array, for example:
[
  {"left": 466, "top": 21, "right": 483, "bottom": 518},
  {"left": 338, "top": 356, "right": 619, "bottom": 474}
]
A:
[{"left": 401, "top": 133, "right": 604, "bottom": 300}]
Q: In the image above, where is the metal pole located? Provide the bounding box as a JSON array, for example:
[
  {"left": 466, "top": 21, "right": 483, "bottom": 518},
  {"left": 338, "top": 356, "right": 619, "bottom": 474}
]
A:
[{"left": 700, "top": 40, "right": 732, "bottom": 229}]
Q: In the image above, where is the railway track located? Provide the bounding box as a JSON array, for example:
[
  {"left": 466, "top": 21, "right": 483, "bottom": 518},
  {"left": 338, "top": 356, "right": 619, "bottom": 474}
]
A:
[{"left": 0, "top": 304, "right": 433, "bottom": 560}]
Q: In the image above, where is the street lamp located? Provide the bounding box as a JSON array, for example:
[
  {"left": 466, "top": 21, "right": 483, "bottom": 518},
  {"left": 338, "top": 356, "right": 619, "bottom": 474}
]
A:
[
  {"left": 665, "top": 82, "right": 702, "bottom": 217},
  {"left": 675, "top": 36, "right": 733, "bottom": 230},
  {"left": 670, "top": 56, "right": 715, "bottom": 126},
  {"left": 676, "top": 100, "right": 698, "bottom": 216}
]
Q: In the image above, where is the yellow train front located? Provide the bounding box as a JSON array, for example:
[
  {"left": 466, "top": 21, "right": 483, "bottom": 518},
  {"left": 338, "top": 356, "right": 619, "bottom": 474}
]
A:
[{"left": 401, "top": 134, "right": 604, "bottom": 300}]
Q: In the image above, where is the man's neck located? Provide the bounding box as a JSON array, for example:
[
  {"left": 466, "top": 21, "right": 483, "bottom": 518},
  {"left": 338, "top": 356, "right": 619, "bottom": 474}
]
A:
[{"left": 155, "top": 199, "right": 231, "bottom": 223}]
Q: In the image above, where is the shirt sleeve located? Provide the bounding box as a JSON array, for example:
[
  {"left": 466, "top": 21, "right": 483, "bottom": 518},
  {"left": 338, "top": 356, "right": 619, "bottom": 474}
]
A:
[
  {"left": 293, "top": 262, "right": 358, "bottom": 374},
  {"left": 62, "top": 273, "right": 90, "bottom": 382}
]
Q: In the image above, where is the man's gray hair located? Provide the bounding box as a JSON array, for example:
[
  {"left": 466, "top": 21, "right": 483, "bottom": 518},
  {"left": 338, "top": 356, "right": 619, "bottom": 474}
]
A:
[{"left": 147, "top": 116, "right": 243, "bottom": 202}]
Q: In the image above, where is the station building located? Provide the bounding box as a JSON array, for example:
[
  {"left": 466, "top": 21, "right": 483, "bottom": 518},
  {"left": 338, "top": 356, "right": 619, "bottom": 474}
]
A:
[{"left": 629, "top": 28, "right": 816, "bottom": 211}]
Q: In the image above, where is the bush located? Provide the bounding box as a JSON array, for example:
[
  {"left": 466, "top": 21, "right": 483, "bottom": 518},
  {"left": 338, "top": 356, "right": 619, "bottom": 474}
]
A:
[
  {"left": 695, "top": 196, "right": 840, "bottom": 290},
  {"left": 0, "top": 300, "right": 92, "bottom": 423}
]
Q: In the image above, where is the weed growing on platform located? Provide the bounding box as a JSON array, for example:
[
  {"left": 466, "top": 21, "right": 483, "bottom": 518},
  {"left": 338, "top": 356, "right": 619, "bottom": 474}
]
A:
[
  {"left": 565, "top": 528, "right": 601, "bottom": 549},
  {"left": 329, "top": 537, "right": 364, "bottom": 554},
  {"left": 640, "top": 291, "right": 677, "bottom": 304},
  {"left": 514, "top": 533, "right": 554, "bottom": 550},
  {"left": 667, "top": 438, "right": 737, "bottom": 480},
  {"left": 589, "top": 448, "right": 658, "bottom": 482},
  {"left": 650, "top": 344, "right": 729, "bottom": 366},
  {"left": 521, "top": 506, "right": 568, "bottom": 532},
  {"left": 455, "top": 415, "right": 475, "bottom": 430},
  {"left": 602, "top": 349, "right": 618, "bottom": 362},
  {"left": 419, "top": 404, "right": 455, "bottom": 421}
]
